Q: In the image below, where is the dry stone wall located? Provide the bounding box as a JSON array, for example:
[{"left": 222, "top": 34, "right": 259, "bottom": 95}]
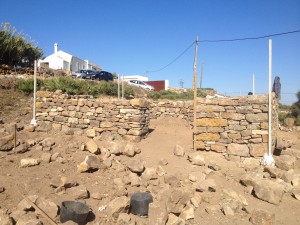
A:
[
  {"left": 35, "top": 91, "right": 278, "bottom": 158},
  {"left": 35, "top": 91, "right": 150, "bottom": 142},
  {"left": 149, "top": 94, "right": 279, "bottom": 158}
]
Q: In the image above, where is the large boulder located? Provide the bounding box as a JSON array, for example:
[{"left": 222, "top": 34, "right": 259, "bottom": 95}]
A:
[{"left": 253, "top": 180, "right": 284, "bottom": 204}]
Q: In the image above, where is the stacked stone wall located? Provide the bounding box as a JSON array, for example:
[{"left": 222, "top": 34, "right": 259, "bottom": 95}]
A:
[
  {"left": 35, "top": 91, "right": 150, "bottom": 142},
  {"left": 149, "top": 94, "right": 279, "bottom": 158},
  {"left": 35, "top": 91, "right": 279, "bottom": 158}
]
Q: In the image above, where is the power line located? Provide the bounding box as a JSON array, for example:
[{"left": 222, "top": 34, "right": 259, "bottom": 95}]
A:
[
  {"left": 146, "top": 40, "right": 196, "bottom": 73},
  {"left": 198, "top": 29, "right": 300, "bottom": 43},
  {"left": 147, "top": 29, "right": 300, "bottom": 74}
]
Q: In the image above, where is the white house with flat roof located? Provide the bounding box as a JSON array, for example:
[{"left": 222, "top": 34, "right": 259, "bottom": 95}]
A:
[{"left": 38, "top": 43, "right": 101, "bottom": 72}]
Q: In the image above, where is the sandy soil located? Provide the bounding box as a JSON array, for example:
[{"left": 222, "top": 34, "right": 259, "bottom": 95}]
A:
[{"left": 0, "top": 90, "right": 300, "bottom": 225}]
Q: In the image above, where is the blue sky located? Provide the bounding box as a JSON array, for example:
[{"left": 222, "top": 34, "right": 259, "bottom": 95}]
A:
[{"left": 1, "top": 0, "right": 299, "bottom": 105}]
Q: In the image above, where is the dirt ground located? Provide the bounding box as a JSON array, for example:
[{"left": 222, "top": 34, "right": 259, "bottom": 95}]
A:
[{"left": 0, "top": 89, "right": 300, "bottom": 225}]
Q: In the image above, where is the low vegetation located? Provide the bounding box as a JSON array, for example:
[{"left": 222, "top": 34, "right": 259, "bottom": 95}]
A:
[
  {"left": 147, "top": 89, "right": 206, "bottom": 100},
  {"left": 14, "top": 77, "right": 134, "bottom": 98}
]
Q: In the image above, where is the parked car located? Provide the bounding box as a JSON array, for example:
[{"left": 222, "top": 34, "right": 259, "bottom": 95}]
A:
[
  {"left": 92, "top": 71, "right": 114, "bottom": 81},
  {"left": 71, "top": 70, "right": 96, "bottom": 79},
  {"left": 127, "top": 80, "right": 155, "bottom": 91}
]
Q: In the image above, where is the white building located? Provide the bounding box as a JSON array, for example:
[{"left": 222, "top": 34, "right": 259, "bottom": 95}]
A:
[
  {"left": 123, "top": 75, "right": 148, "bottom": 81},
  {"left": 38, "top": 43, "right": 101, "bottom": 72}
]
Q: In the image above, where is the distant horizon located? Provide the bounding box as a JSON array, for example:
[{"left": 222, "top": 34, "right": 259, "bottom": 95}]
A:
[{"left": 1, "top": 0, "right": 299, "bottom": 105}]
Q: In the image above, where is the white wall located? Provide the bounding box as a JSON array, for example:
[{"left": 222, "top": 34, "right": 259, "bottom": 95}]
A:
[{"left": 71, "top": 56, "right": 87, "bottom": 72}]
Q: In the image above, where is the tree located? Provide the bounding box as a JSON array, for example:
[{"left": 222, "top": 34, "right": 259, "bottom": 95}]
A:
[
  {"left": 0, "top": 23, "right": 43, "bottom": 67},
  {"left": 291, "top": 90, "right": 300, "bottom": 118},
  {"left": 179, "top": 79, "right": 184, "bottom": 88}
]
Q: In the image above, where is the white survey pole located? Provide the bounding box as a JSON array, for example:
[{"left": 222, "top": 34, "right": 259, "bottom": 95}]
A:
[
  {"left": 30, "top": 60, "right": 37, "bottom": 126},
  {"left": 122, "top": 74, "right": 124, "bottom": 99},
  {"left": 118, "top": 74, "right": 120, "bottom": 99},
  {"left": 262, "top": 39, "right": 275, "bottom": 166},
  {"left": 252, "top": 73, "right": 255, "bottom": 95}
]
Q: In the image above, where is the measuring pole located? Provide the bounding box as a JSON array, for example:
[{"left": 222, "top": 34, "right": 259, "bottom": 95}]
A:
[
  {"left": 30, "top": 60, "right": 37, "bottom": 126},
  {"left": 118, "top": 74, "right": 120, "bottom": 99},
  {"left": 193, "top": 37, "right": 198, "bottom": 151},
  {"left": 252, "top": 73, "right": 255, "bottom": 95},
  {"left": 122, "top": 74, "right": 124, "bottom": 99},
  {"left": 262, "top": 39, "right": 275, "bottom": 166}
]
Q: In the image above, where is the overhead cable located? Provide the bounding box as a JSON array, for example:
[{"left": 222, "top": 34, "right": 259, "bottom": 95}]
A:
[
  {"left": 147, "top": 29, "right": 300, "bottom": 73},
  {"left": 147, "top": 41, "right": 195, "bottom": 73},
  {"left": 198, "top": 29, "right": 300, "bottom": 43}
]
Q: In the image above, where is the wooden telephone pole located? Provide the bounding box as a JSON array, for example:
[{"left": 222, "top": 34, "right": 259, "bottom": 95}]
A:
[{"left": 193, "top": 37, "right": 198, "bottom": 151}]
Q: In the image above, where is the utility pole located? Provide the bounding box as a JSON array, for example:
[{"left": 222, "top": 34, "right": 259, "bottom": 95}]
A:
[
  {"left": 193, "top": 37, "right": 198, "bottom": 151},
  {"left": 200, "top": 63, "right": 204, "bottom": 90}
]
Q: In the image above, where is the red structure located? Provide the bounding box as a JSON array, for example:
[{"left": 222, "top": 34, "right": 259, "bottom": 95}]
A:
[{"left": 145, "top": 80, "right": 166, "bottom": 91}]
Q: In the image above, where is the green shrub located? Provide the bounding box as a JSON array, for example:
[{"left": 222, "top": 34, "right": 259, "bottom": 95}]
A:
[
  {"left": 16, "top": 78, "right": 43, "bottom": 94},
  {"left": 295, "top": 117, "right": 300, "bottom": 126},
  {"left": 278, "top": 112, "right": 288, "bottom": 124}
]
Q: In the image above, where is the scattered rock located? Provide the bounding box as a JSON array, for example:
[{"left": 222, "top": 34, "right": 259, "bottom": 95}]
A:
[
  {"left": 275, "top": 155, "right": 296, "bottom": 171},
  {"left": 165, "top": 188, "right": 192, "bottom": 214},
  {"left": 164, "top": 174, "right": 180, "bottom": 188},
  {"left": 86, "top": 128, "right": 96, "bottom": 138},
  {"left": 123, "top": 142, "right": 141, "bottom": 157},
  {"left": 17, "top": 195, "right": 38, "bottom": 211},
  {"left": 188, "top": 152, "right": 205, "bottom": 166},
  {"left": 159, "top": 158, "right": 168, "bottom": 166},
  {"left": 156, "top": 165, "right": 166, "bottom": 177},
  {"left": 126, "top": 159, "right": 145, "bottom": 174},
  {"left": 253, "top": 179, "right": 284, "bottom": 204},
  {"left": 15, "top": 143, "right": 29, "bottom": 154},
  {"left": 0, "top": 211, "right": 13, "bottom": 225},
  {"left": 240, "top": 171, "right": 263, "bottom": 187},
  {"left": 194, "top": 179, "right": 217, "bottom": 192},
  {"left": 16, "top": 213, "right": 42, "bottom": 225},
  {"left": 264, "top": 166, "right": 284, "bottom": 179},
  {"left": 20, "top": 158, "right": 40, "bottom": 167},
  {"left": 174, "top": 145, "right": 185, "bottom": 157},
  {"left": 190, "top": 192, "right": 202, "bottom": 208},
  {"left": 148, "top": 201, "right": 168, "bottom": 225},
  {"left": 117, "top": 213, "right": 131, "bottom": 224},
  {"left": 77, "top": 155, "right": 101, "bottom": 173},
  {"left": 141, "top": 167, "right": 158, "bottom": 181},
  {"left": 205, "top": 204, "right": 220, "bottom": 214},
  {"left": 36, "top": 198, "right": 58, "bottom": 219},
  {"left": 223, "top": 188, "right": 248, "bottom": 206},
  {"left": 86, "top": 139, "right": 100, "bottom": 154},
  {"left": 107, "top": 196, "right": 130, "bottom": 220},
  {"left": 188, "top": 171, "right": 206, "bottom": 182},
  {"left": 179, "top": 205, "right": 194, "bottom": 220},
  {"left": 0, "top": 186, "right": 5, "bottom": 193},
  {"left": 69, "top": 185, "right": 89, "bottom": 199},
  {"left": 0, "top": 134, "right": 14, "bottom": 151},
  {"left": 250, "top": 209, "right": 275, "bottom": 225},
  {"left": 166, "top": 213, "right": 185, "bottom": 225},
  {"left": 40, "top": 152, "right": 52, "bottom": 163},
  {"left": 292, "top": 174, "right": 300, "bottom": 186},
  {"left": 292, "top": 187, "right": 300, "bottom": 200}
]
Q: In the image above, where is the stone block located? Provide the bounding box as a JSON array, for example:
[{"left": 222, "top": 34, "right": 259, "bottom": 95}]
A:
[
  {"left": 246, "top": 113, "right": 268, "bottom": 123},
  {"left": 227, "top": 143, "right": 249, "bottom": 156},
  {"left": 196, "top": 133, "right": 220, "bottom": 141},
  {"left": 250, "top": 143, "right": 267, "bottom": 157},
  {"left": 196, "top": 118, "right": 227, "bottom": 127}
]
